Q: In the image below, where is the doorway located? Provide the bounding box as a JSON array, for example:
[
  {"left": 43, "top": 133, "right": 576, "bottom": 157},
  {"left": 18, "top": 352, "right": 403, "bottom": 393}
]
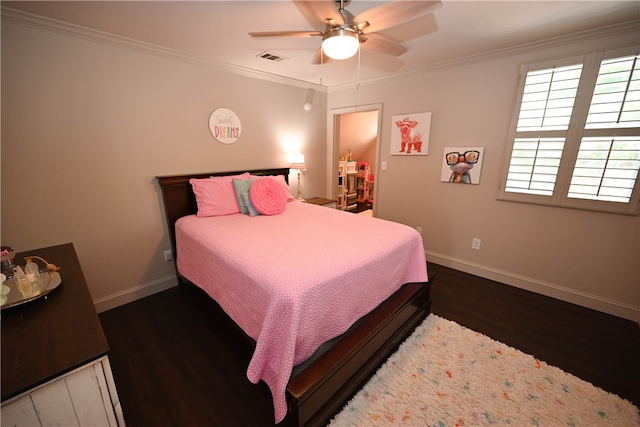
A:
[{"left": 328, "top": 103, "right": 382, "bottom": 216}]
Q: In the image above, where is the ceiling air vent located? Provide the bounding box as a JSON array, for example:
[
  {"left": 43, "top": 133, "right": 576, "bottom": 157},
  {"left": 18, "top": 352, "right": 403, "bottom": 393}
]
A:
[{"left": 257, "top": 51, "right": 288, "bottom": 62}]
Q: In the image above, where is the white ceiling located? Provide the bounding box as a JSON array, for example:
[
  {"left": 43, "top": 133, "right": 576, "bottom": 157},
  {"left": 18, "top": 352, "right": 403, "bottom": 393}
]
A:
[{"left": 3, "top": 1, "right": 639, "bottom": 88}]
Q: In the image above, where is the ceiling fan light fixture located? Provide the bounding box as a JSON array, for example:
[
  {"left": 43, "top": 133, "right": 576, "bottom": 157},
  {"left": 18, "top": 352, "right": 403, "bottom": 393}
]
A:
[{"left": 322, "top": 27, "right": 359, "bottom": 60}]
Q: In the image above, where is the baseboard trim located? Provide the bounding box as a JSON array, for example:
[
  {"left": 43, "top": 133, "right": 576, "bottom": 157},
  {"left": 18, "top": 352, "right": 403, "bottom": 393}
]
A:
[
  {"left": 426, "top": 251, "right": 639, "bottom": 323},
  {"left": 94, "top": 256, "right": 638, "bottom": 322},
  {"left": 94, "top": 275, "right": 178, "bottom": 313}
]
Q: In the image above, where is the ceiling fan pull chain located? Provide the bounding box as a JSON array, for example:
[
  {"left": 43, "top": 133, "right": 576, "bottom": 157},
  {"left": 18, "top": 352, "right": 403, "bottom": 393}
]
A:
[
  {"left": 356, "top": 45, "right": 361, "bottom": 90},
  {"left": 320, "top": 49, "right": 324, "bottom": 86}
]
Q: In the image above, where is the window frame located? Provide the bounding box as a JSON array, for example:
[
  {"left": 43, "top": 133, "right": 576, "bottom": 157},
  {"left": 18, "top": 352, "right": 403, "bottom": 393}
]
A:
[{"left": 498, "top": 46, "right": 640, "bottom": 215}]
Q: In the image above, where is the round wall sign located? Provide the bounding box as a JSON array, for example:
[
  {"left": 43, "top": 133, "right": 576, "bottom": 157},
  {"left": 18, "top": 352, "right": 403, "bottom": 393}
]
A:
[{"left": 209, "top": 108, "right": 241, "bottom": 144}]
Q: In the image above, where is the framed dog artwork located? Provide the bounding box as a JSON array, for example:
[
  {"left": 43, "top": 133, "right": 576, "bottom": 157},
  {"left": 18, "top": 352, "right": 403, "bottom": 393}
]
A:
[{"left": 390, "top": 112, "right": 431, "bottom": 156}]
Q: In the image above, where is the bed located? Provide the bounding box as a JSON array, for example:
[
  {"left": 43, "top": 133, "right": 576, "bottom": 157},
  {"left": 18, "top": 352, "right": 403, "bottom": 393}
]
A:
[{"left": 157, "top": 168, "right": 431, "bottom": 426}]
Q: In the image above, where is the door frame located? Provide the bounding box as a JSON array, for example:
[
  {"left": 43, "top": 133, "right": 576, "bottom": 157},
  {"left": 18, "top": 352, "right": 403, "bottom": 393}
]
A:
[{"left": 327, "top": 103, "right": 383, "bottom": 215}]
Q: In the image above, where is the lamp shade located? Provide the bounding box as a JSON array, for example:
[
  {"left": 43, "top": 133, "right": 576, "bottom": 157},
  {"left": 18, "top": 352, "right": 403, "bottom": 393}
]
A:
[
  {"left": 290, "top": 154, "right": 306, "bottom": 171},
  {"left": 322, "top": 28, "right": 359, "bottom": 60}
]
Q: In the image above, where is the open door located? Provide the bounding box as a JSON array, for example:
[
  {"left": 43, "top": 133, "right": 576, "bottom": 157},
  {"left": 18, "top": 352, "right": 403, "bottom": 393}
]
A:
[{"left": 327, "top": 104, "right": 382, "bottom": 216}]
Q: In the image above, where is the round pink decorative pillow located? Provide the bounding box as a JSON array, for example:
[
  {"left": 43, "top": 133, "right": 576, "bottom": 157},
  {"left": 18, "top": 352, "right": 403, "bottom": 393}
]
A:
[{"left": 249, "top": 177, "right": 288, "bottom": 215}]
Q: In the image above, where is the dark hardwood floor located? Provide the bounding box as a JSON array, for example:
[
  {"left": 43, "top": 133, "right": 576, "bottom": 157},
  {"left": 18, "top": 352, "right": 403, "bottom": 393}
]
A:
[{"left": 99, "top": 263, "right": 639, "bottom": 427}]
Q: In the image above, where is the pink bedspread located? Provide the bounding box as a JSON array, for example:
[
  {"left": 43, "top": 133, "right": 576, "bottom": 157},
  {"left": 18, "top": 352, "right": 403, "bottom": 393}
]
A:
[{"left": 176, "top": 202, "right": 427, "bottom": 423}]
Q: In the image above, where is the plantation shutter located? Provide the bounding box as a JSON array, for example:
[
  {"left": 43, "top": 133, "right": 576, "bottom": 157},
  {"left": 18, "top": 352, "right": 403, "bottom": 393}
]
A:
[
  {"left": 567, "top": 54, "right": 640, "bottom": 204},
  {"left": 504, "top": 63, "right": 583, "bottom": 196},
  {"left": 499, "top": 47, "right": 640, "bottom": 214}
]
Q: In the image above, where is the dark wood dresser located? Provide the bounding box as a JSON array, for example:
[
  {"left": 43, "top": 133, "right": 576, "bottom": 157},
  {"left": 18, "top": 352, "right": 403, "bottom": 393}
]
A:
[{"left": 1, "top": 243, "right": 125, "bottom": 426}]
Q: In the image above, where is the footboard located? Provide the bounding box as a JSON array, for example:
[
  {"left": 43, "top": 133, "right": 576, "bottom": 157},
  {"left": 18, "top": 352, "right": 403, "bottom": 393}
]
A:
[{"left": 284, "top": 281, "right": 432, "bottom": 427}]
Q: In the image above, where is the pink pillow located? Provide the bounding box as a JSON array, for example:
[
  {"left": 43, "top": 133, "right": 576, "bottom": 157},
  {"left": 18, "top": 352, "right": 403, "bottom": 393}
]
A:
[
  {"left": 251, "top": 175, "right": 295, "bottom": 202},
  {"left": 249, "top": 177, "right": 288, "bottom": 215},
  {"left": 190, "top": 173, "right": 250, "bottom": 217}
]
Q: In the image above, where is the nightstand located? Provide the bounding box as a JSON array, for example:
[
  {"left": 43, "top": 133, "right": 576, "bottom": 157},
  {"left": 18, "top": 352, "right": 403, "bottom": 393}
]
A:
[{"left": 305, "top": 197, "right": 337, "bottom": 208}]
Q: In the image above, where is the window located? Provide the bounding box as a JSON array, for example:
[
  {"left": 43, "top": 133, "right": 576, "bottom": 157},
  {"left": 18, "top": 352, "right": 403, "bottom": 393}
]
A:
[{"left": 499, "top": 46, "right": 640, "bottom": 215}]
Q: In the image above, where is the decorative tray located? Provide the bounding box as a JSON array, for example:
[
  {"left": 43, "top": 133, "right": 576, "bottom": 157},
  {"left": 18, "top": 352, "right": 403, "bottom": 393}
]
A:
[
  {"left": 1, "top": 271, "right": 62, "bottom": 309},
  {"left": 1, "top": 255, "right": 62, "bottom": 310}
]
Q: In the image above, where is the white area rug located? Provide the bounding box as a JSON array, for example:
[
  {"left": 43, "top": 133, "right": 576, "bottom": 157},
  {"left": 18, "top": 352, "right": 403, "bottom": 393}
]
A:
[{"left": 330, "top": 314, "right": 639, "bottom": 426}]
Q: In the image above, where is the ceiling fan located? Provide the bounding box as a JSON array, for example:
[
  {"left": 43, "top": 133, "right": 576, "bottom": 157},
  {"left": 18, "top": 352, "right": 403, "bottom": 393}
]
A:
[{"left": 249, "top": 0, "right": 442, "bottom": 62}]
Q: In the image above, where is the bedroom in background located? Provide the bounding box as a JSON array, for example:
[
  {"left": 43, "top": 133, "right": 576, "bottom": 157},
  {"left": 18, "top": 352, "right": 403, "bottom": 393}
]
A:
[{"left": 334, "top": 107, "right": 380, "bottom": 215}]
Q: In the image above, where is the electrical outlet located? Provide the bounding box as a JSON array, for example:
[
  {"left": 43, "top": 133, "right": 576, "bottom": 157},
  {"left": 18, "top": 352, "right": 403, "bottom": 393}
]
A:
[
  {"left": 381, "top": 161, "right": 387, "bottom": 170},
  {"left": 472, "top": 238, "right": 481, "bottom": 250},
  {"left": 416, "top": 226, "right": 422, "bottom": 234},
  {"left": 163, "top": 250, "right": 173, "bottom": 262}
]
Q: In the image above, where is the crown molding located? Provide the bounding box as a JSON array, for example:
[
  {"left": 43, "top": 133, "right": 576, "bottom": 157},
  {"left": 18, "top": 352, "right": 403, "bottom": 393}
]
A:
[
  {"left": 0, "top": 7, "right": 327, "bottom": 92},
  {"left": 330, "top": 19, "right": 640, "bottom": 92},
  {"left": 3, "top": 6, "right": 636, "bottom": 93}
]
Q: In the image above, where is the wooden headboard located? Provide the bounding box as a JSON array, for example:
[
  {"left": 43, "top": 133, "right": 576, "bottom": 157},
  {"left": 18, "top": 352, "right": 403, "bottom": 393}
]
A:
[{"left": 157, "top": 168, "right": 290, "bottom": 257}]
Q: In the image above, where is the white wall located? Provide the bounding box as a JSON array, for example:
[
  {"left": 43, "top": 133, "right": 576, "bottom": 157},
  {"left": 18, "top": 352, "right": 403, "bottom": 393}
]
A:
[
  {"left": 328, "top": 23, "right": 640, "bottom": 321},
  {"left": 1, "top": 19, "right": 328, "bottom": 311}
]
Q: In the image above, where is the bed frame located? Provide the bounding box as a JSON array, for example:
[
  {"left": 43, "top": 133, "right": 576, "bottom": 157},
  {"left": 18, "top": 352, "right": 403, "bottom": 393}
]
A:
[{"left": 157, "top": 168, "right": 431, "bottom": 427}]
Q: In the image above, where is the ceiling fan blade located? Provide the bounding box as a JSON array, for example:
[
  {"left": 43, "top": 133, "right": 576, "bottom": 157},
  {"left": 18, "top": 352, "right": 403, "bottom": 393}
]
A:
[
  {"left": 360, "top": 33, "right": 407, "bottom": 57},
  {"left": 294, "top": 0, "right": 344, "bottom": 27},
  {"left": 355, "top": 0, "right": 442, "bottom": 34},
  {"left": 249, "top": 30, "right": 323, "bottom": 38}
]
